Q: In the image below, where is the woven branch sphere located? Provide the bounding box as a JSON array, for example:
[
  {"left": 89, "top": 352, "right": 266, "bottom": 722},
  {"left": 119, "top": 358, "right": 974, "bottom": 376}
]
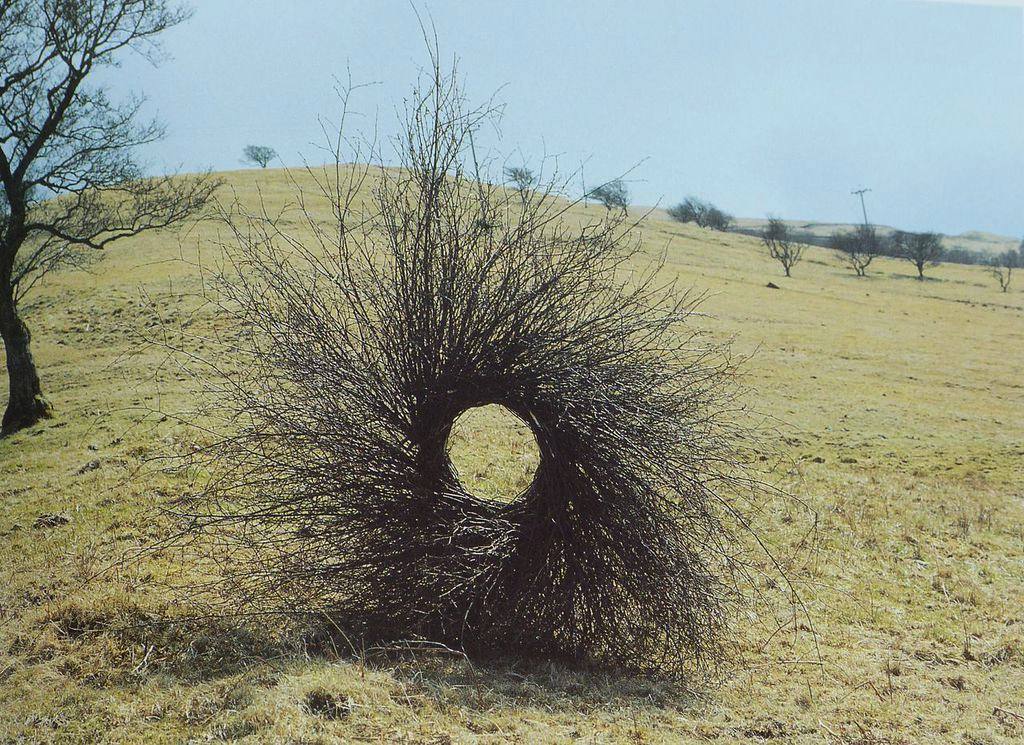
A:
[{"left": 191, "top": 72, "right": 751, "bottom": 675}]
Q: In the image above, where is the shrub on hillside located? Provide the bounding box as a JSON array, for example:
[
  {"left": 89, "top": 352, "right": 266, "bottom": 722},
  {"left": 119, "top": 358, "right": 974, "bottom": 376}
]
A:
[
  {"left": 242, "top": 144, "right": 276, "bottom": 168},
  {"left": 667, "top": 197, "right": 733, "bottom": 231},
  {"left": 991, "top": 248, "right": 1020, "bottom": 292},
  {"left": 892, "top": 230, "right": 944, "bottom": 280},
  {"left": 503, "top": 165, "right": 537, "bottom": 194},
  {"left": 761, "top": 217, "right": 804, "bottom": 277},
  {"left": 830, "top": 225, "right": 883, "bottom": 276},
  {"left": 588, "top": 179, "right": 630, "bottom": 214}
]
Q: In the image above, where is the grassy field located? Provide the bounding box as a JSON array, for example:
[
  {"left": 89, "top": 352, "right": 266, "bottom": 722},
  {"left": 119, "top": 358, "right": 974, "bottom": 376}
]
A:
[{"left": 1, "top": 167, "right": 1022, "bottom": 744}]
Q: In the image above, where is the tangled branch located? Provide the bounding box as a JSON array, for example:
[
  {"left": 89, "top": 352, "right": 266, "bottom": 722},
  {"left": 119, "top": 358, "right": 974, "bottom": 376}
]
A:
[{"left": 172, "top": 59, "right": 775, "bottom": 677}]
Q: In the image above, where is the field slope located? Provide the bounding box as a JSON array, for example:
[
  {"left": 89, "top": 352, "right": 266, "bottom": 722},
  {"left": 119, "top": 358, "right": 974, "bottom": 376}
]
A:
[{"left": 1, "top": 168, "right": 1022, "bottom": 744}]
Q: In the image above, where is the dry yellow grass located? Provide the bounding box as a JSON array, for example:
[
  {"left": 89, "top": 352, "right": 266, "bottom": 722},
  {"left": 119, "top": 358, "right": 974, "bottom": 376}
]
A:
[{"left": 1, "top": 168, "right": 1022, "bottom": 743}]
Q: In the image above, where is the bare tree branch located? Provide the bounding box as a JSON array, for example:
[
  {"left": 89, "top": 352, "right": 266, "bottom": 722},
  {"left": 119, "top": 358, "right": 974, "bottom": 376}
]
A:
[{"left": 0, "top": 0, "right": 216, "bottom": 436}]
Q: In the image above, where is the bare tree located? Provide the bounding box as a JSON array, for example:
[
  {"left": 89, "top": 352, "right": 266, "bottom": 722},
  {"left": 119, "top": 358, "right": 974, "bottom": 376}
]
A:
[
  {"left": 0, "top": 1, "right": 218, "bottom": 435},
  {"left": 830, "top": 224, "right": 882, "bottom": 277},
  {"left": 760, "top": 217, "right": 803, "bottom": 277},
  {"left": 991, "top": 248, "right": 1019, "bottom": 292},
  {"left": 892, "top": 230, "right": 943, "bottom": 280},
  {"left": 503, "top": 165, "right": 536, "bottom": 194},
  {"left": 242, "top": 144, "right": 276, "bottom": 168},
  {"left": 588, "top": 178, "right": 629, "bottom": 214},
  {"left": 667, "top": 196, "right": 733, "bottom": 231}
]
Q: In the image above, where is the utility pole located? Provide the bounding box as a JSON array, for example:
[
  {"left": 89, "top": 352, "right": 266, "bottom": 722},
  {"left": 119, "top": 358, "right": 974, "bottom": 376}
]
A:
[{"left": 851, "top": 187, "right": 871, "bottom": 226}]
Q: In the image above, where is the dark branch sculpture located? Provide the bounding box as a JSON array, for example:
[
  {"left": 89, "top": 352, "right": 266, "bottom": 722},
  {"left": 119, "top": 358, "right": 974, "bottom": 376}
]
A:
[{"left": 175, "top": 61, "right": 766, "bottom": 676}]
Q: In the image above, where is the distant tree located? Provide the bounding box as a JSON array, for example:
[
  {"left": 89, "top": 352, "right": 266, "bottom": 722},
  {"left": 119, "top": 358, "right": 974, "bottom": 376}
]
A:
[
  {"left": 243, "top": 144, "right": 277, "bottom": 168},
  {"left": 941, "top": 246, "right": 986, "bottom": 266},
  {"left": 704, "top": 205, "right": 733, "bottom": 231},
  {"left": 667, "top": 196, "right": 733, "bottom": 231},
  {"left": 667, "top": 197, "right": 703, "bottom": 225},
  {"left": 589, "top": 179, "right": 629, "bottom": 214},
  {"left": 892, "top": 230, "right": 944, "bottom": 280},
  {"left": 760, "top": 217, "right": 804, "bottom": 277},
  {"left": 0, "top": 1, "right": 218, "bottom": 435},
  {"left": 503, "top": 166, "right": 537, "bottom": 194},
  {"left": 830, "top": 225, "right": 882, "bottom": 277},
  {"left": 991, "top": 248, "right": 1020, "bottom": 292}
]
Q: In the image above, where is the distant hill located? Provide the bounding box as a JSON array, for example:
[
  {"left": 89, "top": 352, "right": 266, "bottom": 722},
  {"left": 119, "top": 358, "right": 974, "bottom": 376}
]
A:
[{"left": 729, "top": 217, "right": 1019, "bottom": 260}]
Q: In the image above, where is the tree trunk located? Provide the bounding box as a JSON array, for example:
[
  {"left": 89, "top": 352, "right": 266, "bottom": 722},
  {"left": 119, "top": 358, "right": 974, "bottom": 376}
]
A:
[{"left": 0, "top": 289, "right": 51, "bottom": 436}]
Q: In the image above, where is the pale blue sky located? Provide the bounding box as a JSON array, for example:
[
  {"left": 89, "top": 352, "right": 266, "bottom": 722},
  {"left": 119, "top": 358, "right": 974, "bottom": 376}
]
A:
[{"left": 104, "top": 0, "right": 1024, "bottom": 236}]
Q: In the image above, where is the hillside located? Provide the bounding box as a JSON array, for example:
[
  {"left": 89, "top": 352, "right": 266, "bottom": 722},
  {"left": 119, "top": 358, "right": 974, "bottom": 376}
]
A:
[{"left": 1, "top": 167, "right": 1022, "bottom": 743}]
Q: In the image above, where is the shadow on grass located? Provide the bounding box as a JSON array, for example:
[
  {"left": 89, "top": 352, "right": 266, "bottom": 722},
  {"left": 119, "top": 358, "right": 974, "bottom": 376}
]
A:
[
  {"left": 302, "top": 629, "right": 704, "bottom": 715},
  {"left": 24, "top": 598, "right": 702, "bottom": 715},
  {"left": 888, "top": 272, "right": 943, "bottom": 283},
  {"left": 379, "top": 654, "right": 700, "bottom": 714}
]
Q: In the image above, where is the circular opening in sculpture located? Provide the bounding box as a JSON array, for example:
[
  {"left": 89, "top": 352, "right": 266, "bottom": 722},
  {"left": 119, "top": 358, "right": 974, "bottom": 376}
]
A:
[{"left": 446, "top": 404, "right": 540, "bottom": 504}]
